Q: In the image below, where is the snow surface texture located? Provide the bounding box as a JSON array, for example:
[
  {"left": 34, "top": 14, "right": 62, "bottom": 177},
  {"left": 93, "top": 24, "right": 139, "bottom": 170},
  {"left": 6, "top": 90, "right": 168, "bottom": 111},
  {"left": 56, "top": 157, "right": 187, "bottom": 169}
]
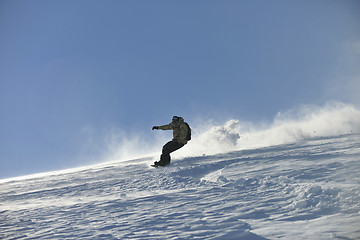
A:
[{"left": 1, "top": 133, "right": 359, "bottom": 239}]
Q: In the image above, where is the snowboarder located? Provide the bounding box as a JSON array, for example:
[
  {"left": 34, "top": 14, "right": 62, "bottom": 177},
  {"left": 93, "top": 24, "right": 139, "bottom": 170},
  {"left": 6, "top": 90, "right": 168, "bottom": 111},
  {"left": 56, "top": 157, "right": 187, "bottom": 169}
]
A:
[{"left": 152, "top": 116, "right": 191, "bottom": 167}]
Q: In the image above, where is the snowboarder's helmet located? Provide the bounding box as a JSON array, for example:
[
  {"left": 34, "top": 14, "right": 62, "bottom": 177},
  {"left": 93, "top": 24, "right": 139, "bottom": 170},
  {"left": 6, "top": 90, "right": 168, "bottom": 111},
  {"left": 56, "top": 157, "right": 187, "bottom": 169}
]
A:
[{"left": 172, "top": 116, "right": 179, "bottom": 122}]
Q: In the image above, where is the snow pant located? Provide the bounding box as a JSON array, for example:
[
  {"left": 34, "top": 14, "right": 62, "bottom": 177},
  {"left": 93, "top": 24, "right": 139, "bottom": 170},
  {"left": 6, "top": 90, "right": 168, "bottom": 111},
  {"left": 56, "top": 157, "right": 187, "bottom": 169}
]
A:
[{"left": 158, "top": 141, "right": 185, "bottom": 166}]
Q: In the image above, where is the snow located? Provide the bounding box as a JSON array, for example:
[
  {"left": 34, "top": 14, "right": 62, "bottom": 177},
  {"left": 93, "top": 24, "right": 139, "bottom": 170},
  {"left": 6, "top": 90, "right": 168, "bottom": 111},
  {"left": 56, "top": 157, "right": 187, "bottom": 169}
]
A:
[{"left": 1, "top": 133, "right": 359, "bottom": 239}]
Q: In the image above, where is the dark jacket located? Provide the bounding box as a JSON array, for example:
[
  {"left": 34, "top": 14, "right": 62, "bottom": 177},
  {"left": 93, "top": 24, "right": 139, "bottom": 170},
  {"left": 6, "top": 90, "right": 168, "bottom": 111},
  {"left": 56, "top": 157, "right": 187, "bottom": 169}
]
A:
[{"left": 157, "top": 117, "right": 190, "bottom": 144}]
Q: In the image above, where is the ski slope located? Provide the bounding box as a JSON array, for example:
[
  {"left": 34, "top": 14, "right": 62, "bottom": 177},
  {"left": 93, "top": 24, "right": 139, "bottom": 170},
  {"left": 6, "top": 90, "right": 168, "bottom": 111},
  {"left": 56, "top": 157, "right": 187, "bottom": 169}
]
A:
[{"left": 1, "top": 133, "right": 359, "bottom": 239}]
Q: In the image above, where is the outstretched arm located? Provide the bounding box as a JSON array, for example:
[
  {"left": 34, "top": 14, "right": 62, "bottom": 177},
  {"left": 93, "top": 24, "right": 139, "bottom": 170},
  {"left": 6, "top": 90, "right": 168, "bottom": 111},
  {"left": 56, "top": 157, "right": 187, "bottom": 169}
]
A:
[{"left": 152, "top": 123, "right": 173, "bottom": 130}]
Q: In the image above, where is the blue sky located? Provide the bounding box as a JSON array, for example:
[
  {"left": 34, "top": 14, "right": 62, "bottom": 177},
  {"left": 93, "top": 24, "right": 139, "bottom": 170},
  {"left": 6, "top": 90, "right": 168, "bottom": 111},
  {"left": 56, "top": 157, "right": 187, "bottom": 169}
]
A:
[{"left": 1, "top": 0, "right": 359, "bottom": 178}]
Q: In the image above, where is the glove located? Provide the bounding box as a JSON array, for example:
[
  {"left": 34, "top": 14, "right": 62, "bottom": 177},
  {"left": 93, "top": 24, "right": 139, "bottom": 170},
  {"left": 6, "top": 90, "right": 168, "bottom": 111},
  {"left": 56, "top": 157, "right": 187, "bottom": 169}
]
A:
[{"left": 152, "top": 126, "right": 159, "bottom": 130}]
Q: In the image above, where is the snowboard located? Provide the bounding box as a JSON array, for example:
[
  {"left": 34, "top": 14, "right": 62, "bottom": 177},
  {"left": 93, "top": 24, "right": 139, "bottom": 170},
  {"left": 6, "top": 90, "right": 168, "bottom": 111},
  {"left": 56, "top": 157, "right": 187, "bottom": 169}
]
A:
[{"left": 150, "top": 164, "right": 169, "bottom": 168}]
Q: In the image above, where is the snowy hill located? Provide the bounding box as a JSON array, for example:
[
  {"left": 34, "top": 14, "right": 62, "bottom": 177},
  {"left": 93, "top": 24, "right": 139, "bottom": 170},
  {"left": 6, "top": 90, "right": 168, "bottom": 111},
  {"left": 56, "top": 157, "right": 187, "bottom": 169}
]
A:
[{"left": 1, "top": 133, "right": 359, "bottom": 239}]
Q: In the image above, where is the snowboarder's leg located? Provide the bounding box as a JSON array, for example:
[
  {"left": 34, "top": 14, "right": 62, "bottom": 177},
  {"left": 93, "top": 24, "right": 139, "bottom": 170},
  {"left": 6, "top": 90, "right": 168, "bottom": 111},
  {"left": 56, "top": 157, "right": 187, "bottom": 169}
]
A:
[
  {"left": 160, "top": 153, "right": 171, "bottom": 166},
  {"left": 155, "top": 141, "right": 184, "bottom": 166},
  {"left": 162, "top": 140, "right": 184, "bottom": 157}
]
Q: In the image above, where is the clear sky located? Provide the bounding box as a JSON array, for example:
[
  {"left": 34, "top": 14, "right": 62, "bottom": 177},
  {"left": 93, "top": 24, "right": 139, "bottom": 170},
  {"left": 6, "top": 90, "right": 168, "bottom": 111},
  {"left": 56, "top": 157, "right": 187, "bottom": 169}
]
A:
[{"left": 1, "top": 0, "right": 359, "bottom": 179}]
